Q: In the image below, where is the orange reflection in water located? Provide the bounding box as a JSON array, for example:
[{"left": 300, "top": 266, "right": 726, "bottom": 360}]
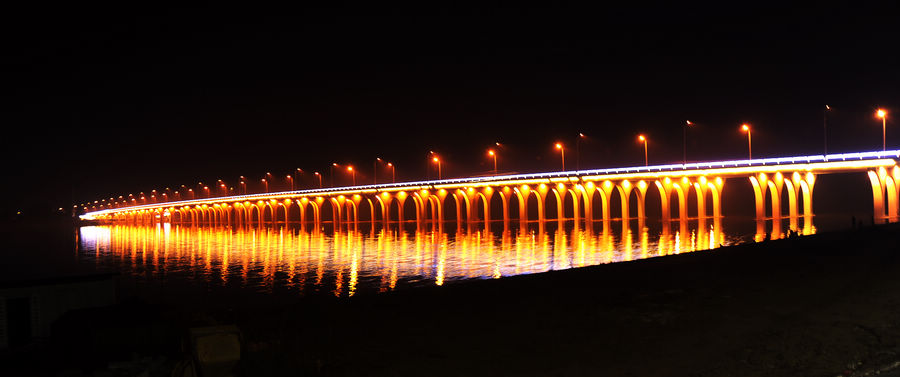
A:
[{"left": 78, "top": 219, "right": 796, "bottom": 297}]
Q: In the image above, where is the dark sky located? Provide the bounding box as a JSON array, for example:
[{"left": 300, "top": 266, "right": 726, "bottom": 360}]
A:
[{"left": 3, "top": 3, "right": 900, "bottom": 213}]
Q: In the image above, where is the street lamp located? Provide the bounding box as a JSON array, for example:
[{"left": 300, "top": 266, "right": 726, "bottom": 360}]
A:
[
  {"left": 637, "top": 135, "right": 648, "bottom": 166},
  {"left": 576, "top": 133, "right": 586, "bottom": 170},
  {"left": 555, "top": 142, "right": 565, "bottom": 171},
  {"left": 432, "top": 157, "right": 442, "bottom": 179},
  {"left": 387, "top": 162, "right": 395, "bottom": 183},
  {"left": 374, "top": 158, "right": 382, "bottom": 184},
  {"left": 347, "top": 166, "right": 356, "bottom": 186},
  {"left": 261, "top": 179, "right": 268, "bottom": 193},
  {"left": 683, "top": 121, "right": 693, "bottom": 165},
  {"left": 314, "top": 172, "right": 322, "bottom": 189},
  {"left": 331, "top": 163, "right": 338, "bottom": 187},
  {"left": 287, "top": 175, "right": 293, "bottom": 191},
  {"left": 824, "top": 105, "right": 831, "bottom": 155},
  {"left": 741, "top": 124, "right": 752, "bottom": 160},
  {"left": 877, "top": 109, "right": 887, "bottom": 151},
  {"left": 488, "top": 149, "right": 497, "bottom": 174}
]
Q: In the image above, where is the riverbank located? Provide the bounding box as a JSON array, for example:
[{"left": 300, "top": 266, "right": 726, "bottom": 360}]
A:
[
  {"left": 6, "top": 222, "right": 900, "bottom": 376},
  {"left": 232, "top": 222, "right": 900, "bottom": 376}
]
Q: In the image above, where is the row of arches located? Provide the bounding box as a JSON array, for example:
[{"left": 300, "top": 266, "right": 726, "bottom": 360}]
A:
[
  {"left": 869, "top": 166, "right": 900, "bottom": 222},
  {"left": 102, "top": 173, "right": 821, "bottom": 228}
]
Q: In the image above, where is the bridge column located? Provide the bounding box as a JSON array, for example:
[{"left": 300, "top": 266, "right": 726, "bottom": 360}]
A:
[
  {"left": 452, "top": 192, "right": 464, "bottom": 227},
  {"left": 350, "top": 194, "right": 362, "bottom": 225},
  {"left": 634, "top": 180, "right": 648, "bottom": 220},
  {"left": 569, "top": 186, "right": 582, "bottom": 224},
  {"left": 295, "top": 199, "right": 307, "bottom": 230},
  {"left": 366, "top": 197, "right": 375, "bottom": 225},
  {"left": 693, "top": 177, "right": 710, "bottom": 218},
  {"left": 499, "top": 187, "right": 512, "bottom": 226},
  {"left": 330, "top": 197, "right": 343, "bottom": 228},
  {"left": 749, "top": 173, "right": 768, "bottom": 220},
  {"left": 579, "top": 182, "right": 595, "bottom": 225},
  {"left": 514, "top": 186, "right": 528, "bottom": 224},
  {"left": 463, "top": 188, "right": 479, "bottom": 223},
  {"left": 598, "top": 181, "right": 614, "bottom": 221},
  {"left": 480, "top": 187, "right": 493, "bottom": 225},
  {"left": 552, "top": 184, "right": 567, "bottom": 223},
  {"left": 616, "top": 180, "right": 634, "bottom": 221},
  {"left": 376, "top": 193, "right": 392, "bottom": 225},
  {"left": 535, "top": 184, "right": 549, "bottom": 222},
  {"left": 395, "top": 191, "right": 408, "bottom": 224},
  {"left": 709, "top": 177, "right": 724, "bottom": 218}
]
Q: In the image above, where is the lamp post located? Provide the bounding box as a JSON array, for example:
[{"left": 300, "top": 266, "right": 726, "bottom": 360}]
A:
[
  {"left": 741, "top": 124, "right": 752, "bottom": 160},
  {"left": 684, "top": 121, "right": 693, "bottom": 165},
  {"left": 347, "top": 166, "right": 356, "bottom": 186},
  {"left": 261, "top": 179, "right": 268, "bottom": 193},
  {"left": 878, "top": 109, "right": 887, "bottom": 152},
  {"left": 824, "top": 105, "right": 830, "bottom": 155},
  {"left": 287, "top": 175, "right": 293, "bottom": 191},
  {"left": 331, "top": 163, "right": 338, "bottom": 187},
  {"left": 638, "top": 135, "right": 648, "bottom": 166},
  {"left": 488, "top": 149, "right": 497, "bottom": 174},
  {"left": 555, "top": 142, "right": 565, "bottom": 171},
  {"left": 432, "top": 157, "right": 442, "bottom": 179},
  {"left": 576, "top": 133, "right": 585, "bottom": 170},
  {"left": 314, "top": 172, "right": 322, "bottom": 189},
  {"left": 387, "top": 162, "right": 395, "bottom": 183},
  {"left": 374, "top": 158, "right": 382, "bottom": 184}
]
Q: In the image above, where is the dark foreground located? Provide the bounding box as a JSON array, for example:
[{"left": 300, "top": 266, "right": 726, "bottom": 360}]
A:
[{"left": 6, "top": 222, "right": 900, "bottom": 376}]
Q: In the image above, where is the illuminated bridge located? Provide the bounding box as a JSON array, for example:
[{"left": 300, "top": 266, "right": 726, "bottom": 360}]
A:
[{"left": 81, "top": 150, "right": 900, "bottom": 230}]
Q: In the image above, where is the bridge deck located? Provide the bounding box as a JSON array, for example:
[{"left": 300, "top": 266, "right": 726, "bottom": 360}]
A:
[{"left": 82, "top": 149, "right": 900, "bottom": 218}]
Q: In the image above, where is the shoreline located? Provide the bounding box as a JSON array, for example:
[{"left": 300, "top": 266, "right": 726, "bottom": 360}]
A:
[{"left": 5, "top": 222, "right": 900, "bottom": 376}]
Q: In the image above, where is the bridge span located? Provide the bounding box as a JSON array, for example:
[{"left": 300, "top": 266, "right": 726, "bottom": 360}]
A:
[{"left": 81, "top": 150, "right": 900, "bottom": 229}]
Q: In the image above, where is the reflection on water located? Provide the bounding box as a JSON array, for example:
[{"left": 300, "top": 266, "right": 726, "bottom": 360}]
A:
[{"left": 76, "top": 216, "right": 817, "bottom": 298}]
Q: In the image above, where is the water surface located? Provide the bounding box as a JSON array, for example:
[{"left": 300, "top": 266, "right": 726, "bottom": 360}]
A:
[{"left": 74, "top": 216, "right": 835, "bottom": 301}]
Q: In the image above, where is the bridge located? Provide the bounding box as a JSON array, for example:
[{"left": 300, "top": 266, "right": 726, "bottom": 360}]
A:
[{"left": 80, "top": 150, "right": 900, "bottom": 232}]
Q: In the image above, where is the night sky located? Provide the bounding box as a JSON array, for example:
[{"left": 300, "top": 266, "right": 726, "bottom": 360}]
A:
[{"left": 4, "top": 3, "right": 900, "bottom": 215}]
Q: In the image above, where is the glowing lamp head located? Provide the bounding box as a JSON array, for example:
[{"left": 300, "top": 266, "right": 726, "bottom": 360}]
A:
[
  {"left": 386, "top": 162, "right": 392, "bottom": 167},
  {"left": 741, "top": 124, "right": 750, "bottom": 132},
  {"left": 347, "top": 166, "right": 353, "bottom": 171},
  {"left": 432, "top": 157, "right": 439, "bottom": 162},
  {"left": 314, "top": 172, "right": 320, "bottom": 176},
  {"left": 555, "top": 143, "right": 562, "bottom": 150},
  {"left": 877, "top": 109, "right": 887, "bottom": 119},
  {"left": 488, "top": 150, "right": 494, "bottom": 156},
  {"left": 686, "top": 120, "right": 692, "bottom": 126},
  {"left": 638, "top": 135, "right": 645, "bottom": 142}
]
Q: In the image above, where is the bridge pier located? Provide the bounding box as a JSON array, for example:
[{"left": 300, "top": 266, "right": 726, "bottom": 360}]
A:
[{"left": 868, "top": 166, "right": 900, "bottom": 223}]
